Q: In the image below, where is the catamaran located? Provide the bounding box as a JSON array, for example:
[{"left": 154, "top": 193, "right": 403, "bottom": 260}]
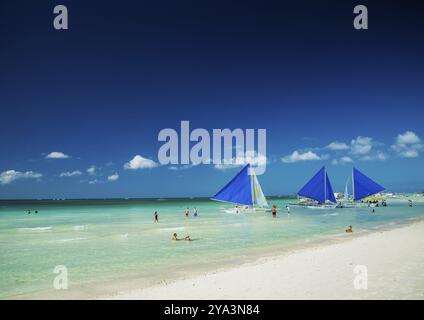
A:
[
  {"left": 292, "top": 166, "right": 337, "bottom": 209},
  {"left": 211, "top": 163, "right": 269, "bottom": 213},
  {"left": 335, "top": 176, "right": 355, "bottom": 208}
]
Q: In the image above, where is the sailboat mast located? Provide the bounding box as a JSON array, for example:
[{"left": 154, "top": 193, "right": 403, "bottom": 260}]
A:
[
  {"left": 324, "top": 166, "right": 327, "bottom": 202},
  {"left": 352, "top": 168, "right": 355, "bottom": 201},
  {"left": 250, "top": 165, "right": 255, "bottom": 209}
]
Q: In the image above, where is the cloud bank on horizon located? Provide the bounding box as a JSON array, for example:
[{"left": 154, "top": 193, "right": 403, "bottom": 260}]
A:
[
  {"left": 0, "top": 131, "right": 422, "bottom": 188},
  {"left": 281, "top": 131, "right": 421, "bottom": 165}
]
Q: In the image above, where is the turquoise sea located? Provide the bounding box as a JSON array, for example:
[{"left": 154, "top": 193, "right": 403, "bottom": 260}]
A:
[{"left": 1, "top": 196, "right": 423, "bottom": 298}]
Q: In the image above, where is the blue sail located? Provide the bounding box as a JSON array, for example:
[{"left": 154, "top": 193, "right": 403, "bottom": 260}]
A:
[
  {"left": 326, "top": 173, "right": 337, "bottom": 203},
  {"left": 298, "top": 167, "right": 336, "bottom": 203},
  {"left": 353, "top": 168, "right": 385, "bottom": 201},
  {"left": 212, "top": 164, "right": 253, "bottom": 205}
]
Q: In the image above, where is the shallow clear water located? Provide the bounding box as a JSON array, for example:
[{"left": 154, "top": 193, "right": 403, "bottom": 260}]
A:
[{"left": 0, "top": 196, "right": 423, "bottom": 298}]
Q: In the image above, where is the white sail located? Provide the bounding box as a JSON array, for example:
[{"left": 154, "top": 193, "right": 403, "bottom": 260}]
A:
[
  {"left": 344, "top": 176, "right": 350, "bottom": 201},
  {"left": 250, "top": 168, "right": 268, "bottom": 208}
]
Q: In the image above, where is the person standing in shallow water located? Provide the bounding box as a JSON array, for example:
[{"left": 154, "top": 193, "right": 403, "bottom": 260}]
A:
[
  {"left": 154, "top": 211, "right": 158, "bottom": 223},
  {"left": 193, "top": 208, "right": 198, "bottom": 217},
  {"left": 185, "top": 208, "right": 190, "bottom": 218},
  {"left": 271, "top": 205, "right": 277, "bottom": 218}
]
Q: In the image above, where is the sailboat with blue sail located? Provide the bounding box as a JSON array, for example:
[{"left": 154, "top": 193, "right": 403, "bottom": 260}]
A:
[
  {"left": 352, "top": 167, "right": 385, "bottom": 202},
  {"left": 212, "top": 163, "right": 269, "bottom": 213},
  {"left": 292, "top": 166, "right": 337, "bottom": 209}
]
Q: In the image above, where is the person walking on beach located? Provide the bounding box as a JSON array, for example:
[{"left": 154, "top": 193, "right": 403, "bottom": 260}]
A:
[
  {"left": 271, "top": 205, "right": 277, "bottom": 218},
  {"left": 193, "top": 208, "right": 198, "bottom": 217},
  {"left": 154, "top": 211, "right": 158, "bottom": 223},
  {"left": 185, "top": 208, "right": 190, "bottom": 218}
]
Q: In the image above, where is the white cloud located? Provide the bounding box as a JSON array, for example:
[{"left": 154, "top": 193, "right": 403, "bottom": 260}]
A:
[
  {"left": 215, "top": 152, "right": 267, "bottom": 170},
  {"left": 331, "top": 156, "right": 353, "bottom": 165},
  {"left": 391, "top": 131, "right": 423, "bottom": 158},
  {"left": 0, "top": 170, "right": 42, "bottom": 185},
  {"left": 60, "top": 170, "right": 82, "bottom": 177},
  {"left": 281, "top": 150, "right": 321, "bottom": 163},
  {"left": 360, "top": 152, "right": 389, "bottom": 161},
  {"left": 326, "top": 142, "right": 349, "bottom": 151},
  {"left": 88, "top": 179, "right": 99, "bottom": 185},
  {"left": 124, "top": 155, "right": 158, "bottom": 170},
  {"left": 340, "top": 156, "right": 354, "bottom": 163},
  {"left": 87, "top": 166, "right": 97, "bottom": 176},
  {"left": 399, "top": 149, "right": 419, "bottom": 158},
  {"left": 107, "top": 173, "right": 119, "bottom": 181},
  {"left": 395, "top": 131, "right": 420, "bottom": 145},
  {"left": 350, "top": 136, "right": 373, "bottom": 155},
  {"left": 376, "top": 152, "right": 389, "bottom": 161},
  {"left": 169, "top": 164, "right": 198, "bottom": 171},
  {"left": 46, "top": 151, "right": 70, "bottom": 159}
]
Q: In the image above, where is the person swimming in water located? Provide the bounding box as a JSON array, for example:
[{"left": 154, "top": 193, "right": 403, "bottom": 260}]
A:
[
  {"left": 172, "top": 233, "right": 192, "bottom": 241},
  {"left": 172, "top": 233, "right": 180, "bottom": 240},
  {"left": 345, "top": 225, "right": 353, "bottom": 233}
]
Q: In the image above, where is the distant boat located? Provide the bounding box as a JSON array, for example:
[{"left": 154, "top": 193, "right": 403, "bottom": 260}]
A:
[
  {"left": 293, "top": 166, "right": 337, "bottom": 209},
  {"left": 335, "top": 176, "right": 355, "bottom": 208},
  {"left": 212, "top": 163, "right": 269, "bottom": 212},
  {"left": 352, "top": 167, "right": 385, "bottom": 201}
]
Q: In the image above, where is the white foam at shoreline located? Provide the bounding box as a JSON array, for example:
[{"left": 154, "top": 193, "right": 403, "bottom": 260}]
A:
[
  {"left": 157, "top": 227, "right": 185, "bottom": 232},
  {"left": 18, "top": 227, "right": 52, "bottom": 232},
  {"left": 54, "top": 237, "right": 88, "bottom": 243}
]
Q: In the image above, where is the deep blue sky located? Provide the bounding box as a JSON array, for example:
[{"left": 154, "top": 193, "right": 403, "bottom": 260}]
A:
[{"left": 1, "top": 0, "right": 423, "bottom": 199}]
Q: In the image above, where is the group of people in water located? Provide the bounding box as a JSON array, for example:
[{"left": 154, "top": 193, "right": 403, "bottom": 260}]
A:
[
  {"left": 154, "top": 207, "right": 199, "bottom": 223},
  {"left": 367, "top": 199, "right": 387, "bottom": 207},
  {"left": 271, "top": 205, "right": 291, "bottom": 218},
  {"left": 185, "top": 207, "right": 198, "bottom": 218},
  {"left": 26, "top": 210, "right": 38, "bottom": 214},
  {"left": 153, "top": 208, "right": 199, "bottom": 240},
  {"left": 172, "top": 233, "right": 192, "bottom": 241},
  {"left": 164, "top": 198, "right": 417, "bottom": 240}
]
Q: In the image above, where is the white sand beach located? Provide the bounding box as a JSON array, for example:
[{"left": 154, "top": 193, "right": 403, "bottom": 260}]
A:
[{"left": 109, "top": 221, "right": 424, "bottom": 300}]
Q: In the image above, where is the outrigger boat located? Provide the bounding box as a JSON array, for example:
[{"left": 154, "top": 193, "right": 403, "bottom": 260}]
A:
[
  {"left": 212, "top": 163, "right": 269, "bottom": 213},
  {"left": 351, "top": 167, "right": 385, "bottom": 205},
  {"left": 336, "top": 167, "right": 385, "bottom": 208},
  {"left": 291, "top": 166, "right": 337, "bottom": 209}
]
